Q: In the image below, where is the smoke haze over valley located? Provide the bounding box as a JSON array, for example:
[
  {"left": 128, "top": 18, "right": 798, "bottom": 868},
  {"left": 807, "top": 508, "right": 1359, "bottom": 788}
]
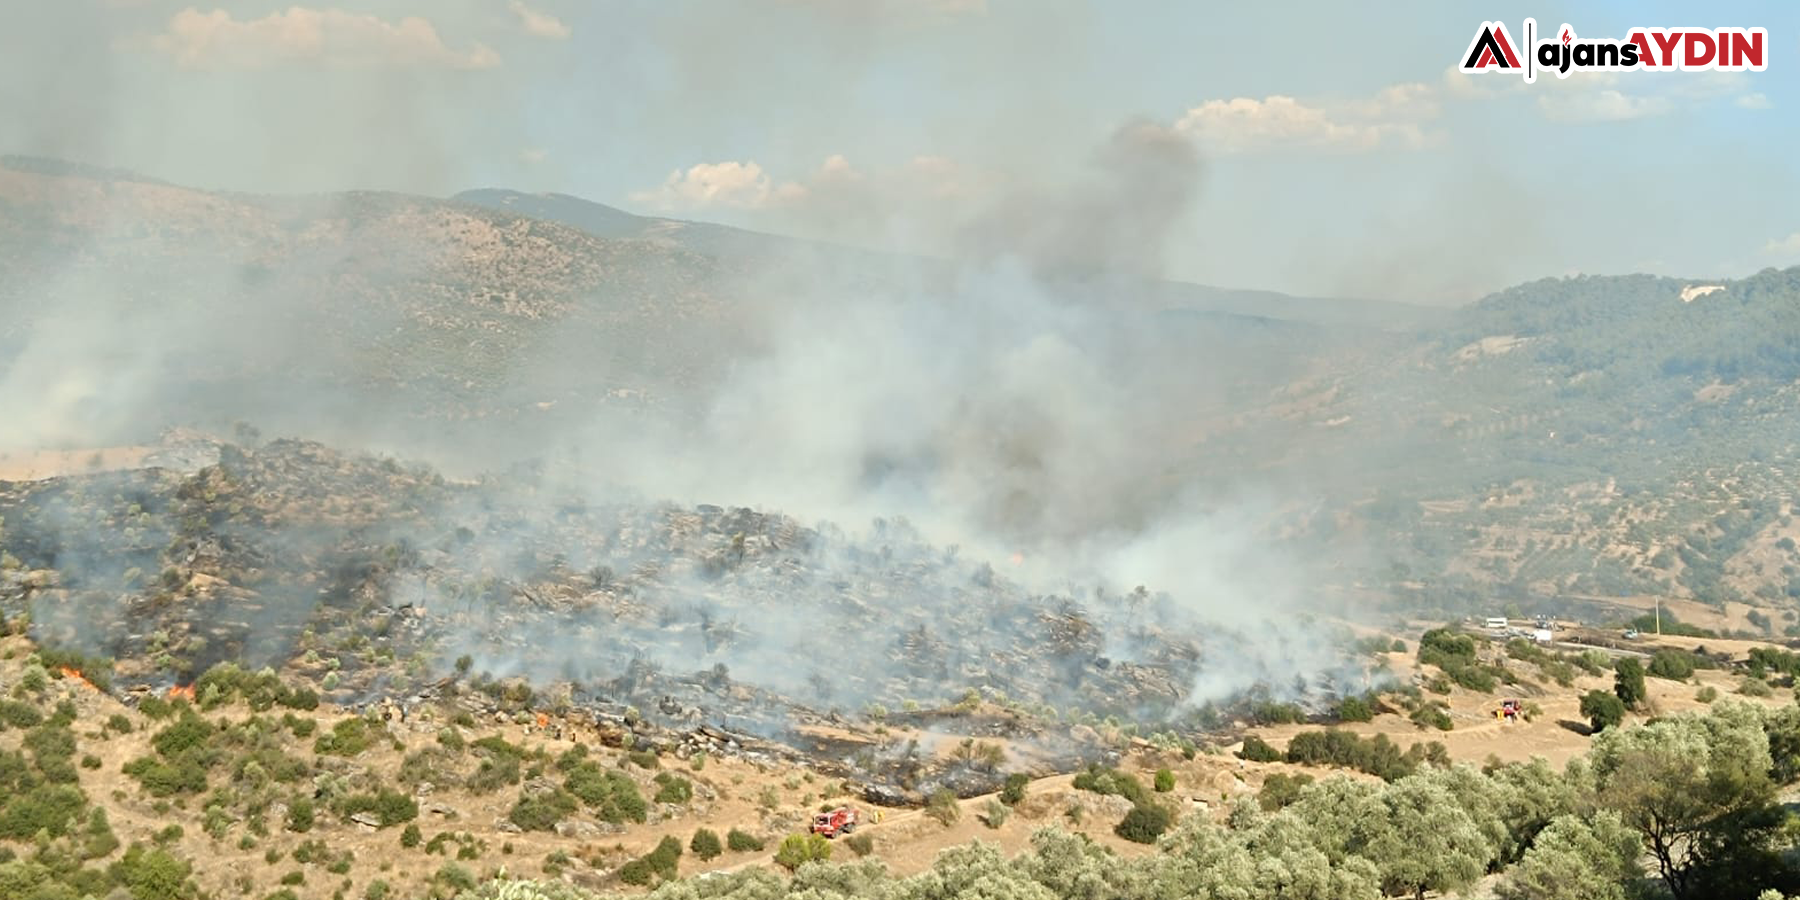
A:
[{"left": 8, "top": 6, "right": 1800, "bottom": 899}]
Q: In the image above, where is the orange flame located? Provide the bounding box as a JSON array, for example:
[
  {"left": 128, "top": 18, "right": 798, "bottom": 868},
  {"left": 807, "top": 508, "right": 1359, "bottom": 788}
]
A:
[
  {"left": 58, "top": 667, "right": 97, "bottom": 691},
  {"left": 535, "top": 712, "right": 550, "bottom": 728},
  {"left": 167, "top": 683, "right": 196, "bottom": 702}
]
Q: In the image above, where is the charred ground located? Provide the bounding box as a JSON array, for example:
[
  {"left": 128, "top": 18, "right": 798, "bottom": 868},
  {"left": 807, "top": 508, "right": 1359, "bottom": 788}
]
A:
[{"left": 0, "top": 436, "right": 1243, "bottom": 781}]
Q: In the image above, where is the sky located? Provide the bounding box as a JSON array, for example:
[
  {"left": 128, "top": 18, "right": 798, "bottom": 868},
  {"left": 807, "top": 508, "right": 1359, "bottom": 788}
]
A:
[{"left": 3, "top": 0, "right": 1797, "bottom": 303}]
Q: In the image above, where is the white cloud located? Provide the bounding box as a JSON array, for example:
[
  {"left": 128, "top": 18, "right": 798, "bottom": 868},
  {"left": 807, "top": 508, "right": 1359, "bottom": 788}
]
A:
[
  {"left": 1536, "top": 88, "right": 1670, "bottom": 122},
  {"left": 1438, "top": 64, "right": 1527, "bottom": 101},
  {"left": 630, "top": 153, "right": 976, "bottom": 215},
  {"left": 508, "top": 1, "right": 570, "bottom": 40},
  {"left": 1764, "top": 233, "right": 1800, "bottom": 257},
  {"left": 144, "top": 7, "right": 500, "bottom": 71},
  {"left": 519, "top": 147, "right": 548, "bottom": 165},
  {"left": 1736, "top": 92, "right": 1772, "bottom": 110},
  {"left": 630, "top": 160, "right": 808, "bottom": 211},
  {"left": 1173, "top": 90, "right": 1436, "bottom": 155}
]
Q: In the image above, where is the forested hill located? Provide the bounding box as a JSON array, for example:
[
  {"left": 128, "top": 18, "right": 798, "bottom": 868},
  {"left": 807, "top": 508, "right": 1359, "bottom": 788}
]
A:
[
  {"left": 1335, "top": 266, "right": 1800, "bottom": 618},
  {"left": 1451, "top": 267, "right": 1800, "bottom": 381}
]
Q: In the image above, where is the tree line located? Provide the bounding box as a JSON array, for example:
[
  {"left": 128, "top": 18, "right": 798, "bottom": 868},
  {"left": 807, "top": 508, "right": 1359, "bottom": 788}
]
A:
[{"left": 445, "top": 698, "right": 1800, "bottom": 900}]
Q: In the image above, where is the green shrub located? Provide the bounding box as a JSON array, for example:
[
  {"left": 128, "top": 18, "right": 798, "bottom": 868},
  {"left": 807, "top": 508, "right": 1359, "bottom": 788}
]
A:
[
  {"left": 689, "top": 828, "right": 722, "bottom": 860},
  {"left": 774, "top": 833, "right": 831, "bottom": 871},
  {"left": 1580, "top": 690, "right": 1626, "bottom": 732},
  {"left": 1628, "top": 611, "right": 1713, "bottom": 639},
  {"left": 1245, "top": 700, "right": 1307, "bottom": 725},
  {"left": 925, "top": 789, "right": 961, "bottom": 826},
  {"left": 83, "top": 808, "right": 120, "bottom": 859},
  {"left": 400, "top": 824, "right": 422, "bottom": 848},
  {"left": 618, "top": 859, "right": 654, "bottom": 885},
  {"left": 1257, "top": 772, "right": 1315, "bottom": 811},
  {"left": 563, "top": 763, "right": 645, "bottom": 823},
  {"left": 1696, "top": 685, "right": 1720, "bottom": 704},
  {"left": 1336, "top": 696, "right": 1375, "bottom": 722},
  {"left": 1418, "top": 628, "right": 1476, "bottom": 667},
  {"left": 1285, "top": 729, "right": 1422, "bottom": 781},
  {"left": 291, "top": 838, "right": 328, "bottom": 864},
  {"left": 109, "top": 844, "right": 193, "bottom": 900},
  {"left": 1647, "top": 649, "right": 1698, "bottom": 681},
  {"left": 1000, "top": 773, "right": 1029, "bottom": 805},
  {"left": 1237, "top": 735, "right": 1283, "bottom": 762},
  {"left": 0, "top": 700, "right": 43, "bottom": 730},
  {"left": 1153, "top": 768, "right": 1175, "bottom": 792},
  {"left": 652, "top": 773, "right": 693, "bottom": 804},
  {"left": 507, "top": 789, "right": 576, "bottom": 832},
  {"left": 436, "top": 728, "right": 464, "bottom": 752},
  {"left": 1614, "top": 658, "right": 1647, "bottom": 708},
  {"left": 285, "top": 798, "right": 314, "bottom": 833},
  {"left": 336, "top": 790, "right": 417, "bottom": 828},
  {"left": 0, "top": 782, "right": 86, "bottom": 839},
  {"left": 276, "top": 686, "right": 318, "bottom": 711},
  {"left": 151, "top": 710, "right": 214, "bottom": 757},
  {"left": 1410, "top": 702, "right": 1454, "bottom": 732},
  {"left": 1071, "top": 765, "right": 1149, "bottom": 804},
  {"left": 726, "top": 828, "right": 764, "bottom": 852},
  {"left": 313, "top": 719, "right": 372, "bottom": 757},
  {"left": 645, "top": 835, "right": 682, "bottom": 879},
  {"left": 627, "top": 750, "right": 660, "bottom": 769},
  {"left": 121, "top": 755, "right": 208, "bottom": 797},
  {"left": 432, "top": 863, "right": 475, "bottom": 893},
  {"left": 1115, "top": 803, "right": 1171, "bottom": 843},
  {"left": 106, "top": 714, "right": 133, "bottom": 734}
]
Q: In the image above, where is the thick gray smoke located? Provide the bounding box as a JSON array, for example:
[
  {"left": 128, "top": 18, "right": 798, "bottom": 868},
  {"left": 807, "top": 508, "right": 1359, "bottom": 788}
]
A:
[
  {"left": 0, "top": 27, "right": 1376, "bottom": 720},
  {"left": 960, "top": 119, "right": 1202, "bottom": 282},
  {"left": 484, "top": 121, "right": 1372, "bottom": 709}
]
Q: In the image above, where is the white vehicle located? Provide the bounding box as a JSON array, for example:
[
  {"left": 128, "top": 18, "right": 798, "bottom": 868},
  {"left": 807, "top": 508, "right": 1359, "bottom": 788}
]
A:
[{"left": 1483, "top": 617, "right": 1508, "bottom": 631}]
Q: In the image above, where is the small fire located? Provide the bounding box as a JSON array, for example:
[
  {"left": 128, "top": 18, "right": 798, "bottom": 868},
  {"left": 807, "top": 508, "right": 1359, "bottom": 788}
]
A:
[
  {"left": 535, "top": 712, "right": 550, "bottom": 728},
  {"left": 58, "top": 667, "right": 97, "bottom": 691},
  {"left": 167, "top": 683, "right": 197, "bottom": 702}
]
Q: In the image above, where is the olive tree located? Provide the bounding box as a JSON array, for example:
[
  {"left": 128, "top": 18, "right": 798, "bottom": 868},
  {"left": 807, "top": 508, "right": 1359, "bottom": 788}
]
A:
[
  {"left": 1486, "top": 757, "right": 1581, "bottom": 864},
  {"left": 1588, "top": 702, "right": 1781, "bottom": 899},
  {"left": 1495, "top": 811, "right": 1641, "bottom": 900},
  {"left": 1613, "top": 658, "right": 1647, "bottom": 709},
  {"left": 1356, "top": 777, "right": 1492, "bottom": 900}
]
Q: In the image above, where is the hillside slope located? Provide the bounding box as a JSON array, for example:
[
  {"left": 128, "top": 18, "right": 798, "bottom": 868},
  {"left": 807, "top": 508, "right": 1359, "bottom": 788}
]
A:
[{"left": 8, "top": 158, "right": 1800, "bottom": 624}]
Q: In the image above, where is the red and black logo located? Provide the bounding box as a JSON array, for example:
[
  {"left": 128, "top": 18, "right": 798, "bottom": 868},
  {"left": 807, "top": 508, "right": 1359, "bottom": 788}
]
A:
[
  {"left": 1460, "top": 19, "right": 1767, "bottom": 83},
  {"left": 1459, "top": 21, "right": 1523, "bottom": 72}
]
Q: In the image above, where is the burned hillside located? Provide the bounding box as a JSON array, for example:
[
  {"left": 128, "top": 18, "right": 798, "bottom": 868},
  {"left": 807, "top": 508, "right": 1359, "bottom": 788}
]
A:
[{"left": 0, "top": 437, "right": 1259, "bottom": 746}]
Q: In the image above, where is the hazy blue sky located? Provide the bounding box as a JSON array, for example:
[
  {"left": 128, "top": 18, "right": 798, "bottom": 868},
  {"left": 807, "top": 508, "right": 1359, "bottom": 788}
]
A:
[{"left": 4, "top": 1, "right": 1796, "bottom": 302}]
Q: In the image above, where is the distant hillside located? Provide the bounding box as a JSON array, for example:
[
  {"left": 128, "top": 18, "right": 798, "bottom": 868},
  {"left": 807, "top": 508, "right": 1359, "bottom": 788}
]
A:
[
  {"left": 452, "top": 188, "right": 855, "bottom": 261},
  {"left": 8, "top": 158, "right": 1800, "bottom": 623},
  {"left": 452, "top": 188, "right": 1442, "bottom": 332}
]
